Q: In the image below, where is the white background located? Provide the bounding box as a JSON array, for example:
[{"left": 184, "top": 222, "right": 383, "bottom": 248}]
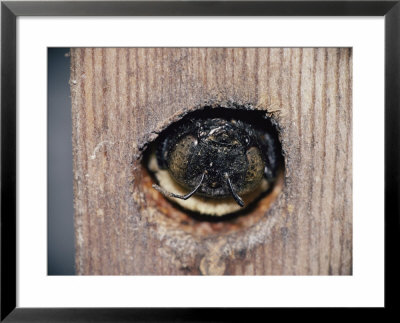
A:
[{"left": 17, "top": 17, "right": 384, "bottom": 307}]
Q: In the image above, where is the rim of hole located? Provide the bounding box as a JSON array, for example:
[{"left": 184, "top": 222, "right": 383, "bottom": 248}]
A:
[{"left": 136, "top": 106, "right": 285, "bottom": 237}]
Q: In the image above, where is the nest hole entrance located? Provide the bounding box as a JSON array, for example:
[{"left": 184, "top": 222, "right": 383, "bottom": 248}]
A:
[{"left": 139, "top": 107, "right": 285, "bottom": 237}]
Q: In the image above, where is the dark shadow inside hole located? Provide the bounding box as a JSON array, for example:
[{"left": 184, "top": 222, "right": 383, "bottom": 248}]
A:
[{"left": 141, "top": 106, "right": 284, "bottom": 223}]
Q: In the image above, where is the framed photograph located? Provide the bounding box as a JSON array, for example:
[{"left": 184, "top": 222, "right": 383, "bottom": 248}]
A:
[{"left": 1, "top": 0, "right": 398, "bottom": 320}]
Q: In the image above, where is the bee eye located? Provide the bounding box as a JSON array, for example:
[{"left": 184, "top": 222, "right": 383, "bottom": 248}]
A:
[
  {"left": 242, "top": 146, "right": 265, "bottom": 194},
  {"left": 167, "top": 135, "right": 197, "bottom": 186}
]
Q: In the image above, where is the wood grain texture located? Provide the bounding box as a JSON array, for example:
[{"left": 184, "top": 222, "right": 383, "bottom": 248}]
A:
[{"left": 70, "top": 48, "right": 352, "bottom": 275}]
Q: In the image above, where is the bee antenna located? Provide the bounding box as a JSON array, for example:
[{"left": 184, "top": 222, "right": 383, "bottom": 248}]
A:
[
  {"left": 224, "top": 173, "right": 244, "bottom": 207},
  {"left": 153, "top": 172, "right": 206, "bottom": 201}
]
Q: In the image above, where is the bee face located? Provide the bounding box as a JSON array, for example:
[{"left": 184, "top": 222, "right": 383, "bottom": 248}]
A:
[{"left": 153, "top": 110, "right": 281, "bottom": 208}]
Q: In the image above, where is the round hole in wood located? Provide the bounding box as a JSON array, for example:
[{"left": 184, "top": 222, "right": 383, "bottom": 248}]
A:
[{"left": 138, "top": 107, "right": 285, "bottom": 237}]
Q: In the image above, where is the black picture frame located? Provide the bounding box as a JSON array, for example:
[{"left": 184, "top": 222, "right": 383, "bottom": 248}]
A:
[{"left": 1, "top": 1, "right": 399, "bottom": 321}]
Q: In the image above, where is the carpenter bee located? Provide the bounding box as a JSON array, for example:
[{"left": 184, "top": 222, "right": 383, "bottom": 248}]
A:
[{"left": 152, "top": 109, "right": 281, "bottom": 207}]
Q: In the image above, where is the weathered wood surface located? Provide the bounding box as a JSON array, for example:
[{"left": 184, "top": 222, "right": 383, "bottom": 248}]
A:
[{"left": 70, "top": 48, "right": 352, "bottom": 275}]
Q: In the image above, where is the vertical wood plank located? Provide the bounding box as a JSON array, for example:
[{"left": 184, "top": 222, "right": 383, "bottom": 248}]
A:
[{"left": 70, "top": 48, "right": 352, "bottom": 275}]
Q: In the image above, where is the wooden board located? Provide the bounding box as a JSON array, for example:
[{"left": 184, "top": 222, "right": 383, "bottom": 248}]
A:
[{"left": 70, "top": 48, "right": 352, "bottom": 275}]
